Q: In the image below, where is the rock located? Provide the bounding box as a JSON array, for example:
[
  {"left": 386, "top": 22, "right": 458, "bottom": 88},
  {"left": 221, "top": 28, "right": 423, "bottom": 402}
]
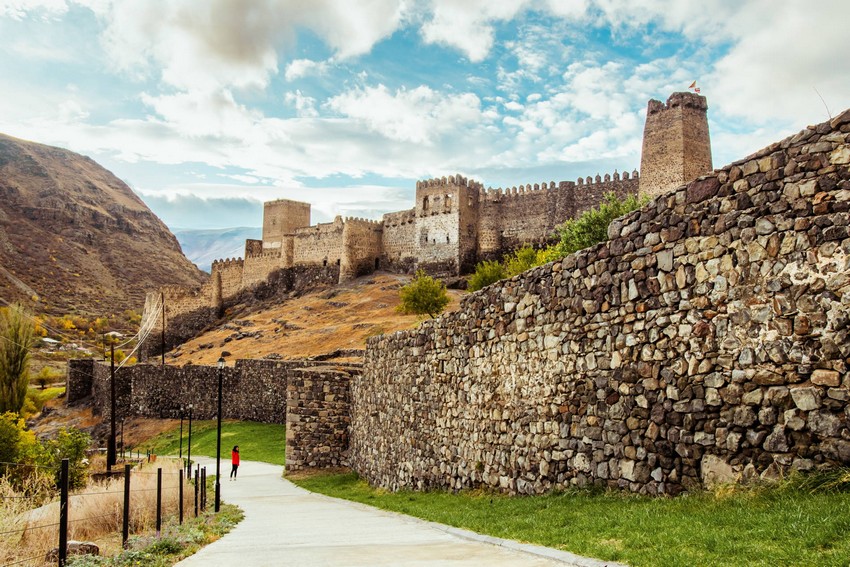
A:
[
  {"left": 46, "top": 541, "right": 99, "bottom": 562},
  {"left": 790, "top": 387, "right": 820, "bottom": 411},
  {"left": 811, "top": 369, "right": 840, "bottom": 387},
  {"left": 701, "top": 454, "right": 736, "bottom": 488}
]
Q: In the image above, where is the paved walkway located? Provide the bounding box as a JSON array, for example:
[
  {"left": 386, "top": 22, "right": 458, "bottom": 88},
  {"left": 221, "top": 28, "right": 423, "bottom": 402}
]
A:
[{"left": 176, "top": 459, "right": 620, "bottom": 567}]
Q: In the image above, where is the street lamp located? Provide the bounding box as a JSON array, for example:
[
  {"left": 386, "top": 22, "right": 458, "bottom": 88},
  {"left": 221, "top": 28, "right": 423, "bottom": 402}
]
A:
[
  {"left": 215, "top": 356, "right": 225, "bottom": 513},
  {"left": 186, "top": 404, "right": 193, "bottom": 477},
  {"left": 107, "top": 342, "right": 116, "bottom": 469}
]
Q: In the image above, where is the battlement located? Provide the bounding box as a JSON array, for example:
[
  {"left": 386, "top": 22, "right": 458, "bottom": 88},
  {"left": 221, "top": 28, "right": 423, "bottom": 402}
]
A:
[
  {"left": 343, "top": 217, "right": 383, "bottom": 228},
  {"left": 383, "top": 209, "right": 415, "bottom": 227},
  {"left": 576, "top": 169, "right": 639, "bottom": 185},
  {"left": 211, "top": 258, "right": 244, "bottom": 270},
  {"left": 245, "top": 249, "right": 282, "bottom": 261},
  {"left": 647, "top": 91, "right": 708, "bottom": 114},
  {"left": 416, "top": 174, "right": 484, "bottom": 191}
]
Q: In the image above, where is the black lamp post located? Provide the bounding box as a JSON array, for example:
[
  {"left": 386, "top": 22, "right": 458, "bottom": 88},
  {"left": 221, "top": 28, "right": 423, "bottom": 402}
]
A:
[
  {"left": 179, "top": 406, "right": 184, "bottom": 460},
  {"left": 186, "top": 404, "right": 193, "bottom": 477},
  {"left": 107, "top": 342, "right": 116, "bottom": 469},
  {"left": 215, "top": 356, "right": 225, "bottom": 512}
]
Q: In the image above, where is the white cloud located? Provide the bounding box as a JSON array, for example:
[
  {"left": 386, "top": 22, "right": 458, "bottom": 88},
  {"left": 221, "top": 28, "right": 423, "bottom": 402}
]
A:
[
  {"left": 326, "top": 84, "right": 488, "bottom": 144},
  {"left": 0, "top": 0, "right": 68, "bottom": 19},
  {"left": 420, "top": 0, "right": 529, "bottom": 61},
  {"left": 284, "top": 90, "right": 319, "bottom": 118},
  {"left": 284, "top": 58, "right": 329, "bottom": 81}
]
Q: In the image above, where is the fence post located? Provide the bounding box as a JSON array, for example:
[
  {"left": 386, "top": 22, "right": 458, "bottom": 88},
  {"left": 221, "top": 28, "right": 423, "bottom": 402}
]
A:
[
  {"left": 194, "top": 467, "right": 199, "bottom": 517},
  {"left": 122, "top": 464, "right": 131, "bottom": 547},
  {"left": 156, "top": 467, "right": 162, "bottom": 537},
  {"left": 201, "top": 467, "right": 206, "bottom": 511},
  {"left": 58, "top": 458, "right": 69, "bottom": 567},
  {"left": 179, "top": 469, "right": 184, "bottom": 525}
]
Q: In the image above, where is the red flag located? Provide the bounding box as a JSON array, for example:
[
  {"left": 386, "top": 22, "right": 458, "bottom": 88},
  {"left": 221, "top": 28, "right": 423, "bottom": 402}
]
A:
[{"left": 688, "top": 81, "right": 697, "bottom": 89}]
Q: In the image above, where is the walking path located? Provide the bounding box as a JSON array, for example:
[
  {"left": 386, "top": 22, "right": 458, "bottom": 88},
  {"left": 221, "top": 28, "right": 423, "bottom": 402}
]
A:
[{"left": 176, "top": 459, "right": 621, "bottom": 567}]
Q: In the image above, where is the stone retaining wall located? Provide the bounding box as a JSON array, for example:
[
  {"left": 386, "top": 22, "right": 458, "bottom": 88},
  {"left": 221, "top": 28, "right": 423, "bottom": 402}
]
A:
[
  {"left": 350, "top": 109, "right": 850, "bottom": 495},
  {"left": 285, "top": 366, "right": 356, "bottom": 472}
]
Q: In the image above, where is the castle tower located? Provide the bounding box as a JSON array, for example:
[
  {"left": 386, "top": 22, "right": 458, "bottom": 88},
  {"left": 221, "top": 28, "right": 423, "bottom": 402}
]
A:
[
  {"left": 414, "top": 175, "right": 480, "bottom": 275},
  {"left": 639, "top": 92, "right": 712, "bottom": 198},
  {"left": 262, "top": 199, "right": 311, "bottom": 250}
]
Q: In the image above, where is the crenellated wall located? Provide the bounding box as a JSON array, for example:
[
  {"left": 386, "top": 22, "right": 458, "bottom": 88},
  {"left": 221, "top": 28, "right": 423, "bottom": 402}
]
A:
[
  {"left": 294, "top": 217, "right": 345, "bottom": 266},
  {"left": 210, "top": 258, "right": 244, "bottom": 300},
  {"left": 381, "top": 209, "right": 416, "bottom": 272},
  {"left": 350, "top": 108, "right": 850, "bottom": 495}
]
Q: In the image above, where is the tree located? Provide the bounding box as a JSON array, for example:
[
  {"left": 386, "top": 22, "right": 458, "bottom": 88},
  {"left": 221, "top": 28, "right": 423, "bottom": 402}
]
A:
[
  {"left": 553, "top": 192, "right": 644, "bottom": 257},
  {"left": 397, "top": 270, "right": 450, "bottom": 318},
  {"left": 0, "top": 303, "right": 35, "bottom": 415},
  {"left": 467, "top": 260, "right": 507, "bottom": 292}
]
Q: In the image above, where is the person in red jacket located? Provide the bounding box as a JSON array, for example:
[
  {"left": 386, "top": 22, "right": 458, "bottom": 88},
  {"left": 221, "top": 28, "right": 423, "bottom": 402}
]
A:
[{"left": 230, "top": 445, "right": 240, "bottom": 480}]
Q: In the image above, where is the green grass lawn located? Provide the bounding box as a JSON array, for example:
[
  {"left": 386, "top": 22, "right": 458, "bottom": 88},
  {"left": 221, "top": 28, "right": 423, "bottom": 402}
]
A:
[
  {"left": 135, "top": 421, "right": 285, "bottom": 466},
  {"left": 291, "top": 471, "right": 850, "bottom": 567}
]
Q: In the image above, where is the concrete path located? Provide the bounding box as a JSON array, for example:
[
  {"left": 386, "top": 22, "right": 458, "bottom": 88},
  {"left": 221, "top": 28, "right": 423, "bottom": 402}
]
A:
[{"left": 177, "top": 459, "right": 620, "bottom": 567}]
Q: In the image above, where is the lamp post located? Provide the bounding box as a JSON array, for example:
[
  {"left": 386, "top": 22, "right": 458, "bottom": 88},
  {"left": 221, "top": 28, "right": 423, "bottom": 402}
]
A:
[
  {"left": 186, "top": 404, "right": 193, "bottom": 477},
  {"left": 215, "top": 356, "right": 224, "bottom": 513},
  {"left": 179, "top": 407, "right": 184, "bottom": 460},
  {"left": 107, "top": 342, "right": 117, "bottom": 469}
]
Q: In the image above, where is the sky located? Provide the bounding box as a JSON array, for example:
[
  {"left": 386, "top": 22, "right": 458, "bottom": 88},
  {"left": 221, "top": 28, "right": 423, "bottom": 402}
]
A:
[{"left": 1, "top": 1, "right": 849, "bottom": 231}]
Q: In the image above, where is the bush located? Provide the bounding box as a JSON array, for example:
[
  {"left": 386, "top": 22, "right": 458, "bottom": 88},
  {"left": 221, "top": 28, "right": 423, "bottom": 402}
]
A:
[
  {"left": 45, "top": 427, "right": 91, "bottom": 489},
  {"left": 397, "top": 271, "right": 450, "bottom": 319},
  {"left": 467, "top": 261, "right": 507, "bottom": 292},
  {"left": 553, "top": 192, "right": 645, "bottom": 257}
]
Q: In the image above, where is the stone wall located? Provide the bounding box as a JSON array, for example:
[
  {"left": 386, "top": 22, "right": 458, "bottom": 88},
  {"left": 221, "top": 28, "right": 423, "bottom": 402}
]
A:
[
  {"left": 211, "top": 258, "right": 244, "bottom": 300},
  {"left": 285, "top": 365, "right": 355, "bottom": 472},
  {"left": 263, "top": 199, "right": 311, "bottom": 247},
  {"left": 350, "top": 109, "right": 850, "bottom": 495},
  {"left": 381, "top": 209, "right": 416, "bottom": 272},
  {"left": 71, "top": 358, "right": 360, "bottom": 424},
  {"left": 241, "top": 251, "right": 282, "bottom": 288},
  {"left": 340, "top": 218, "right": 383, "bottom": 282},
  {"left": 294, "top": 217, "right": 345, "bottom": 266}
]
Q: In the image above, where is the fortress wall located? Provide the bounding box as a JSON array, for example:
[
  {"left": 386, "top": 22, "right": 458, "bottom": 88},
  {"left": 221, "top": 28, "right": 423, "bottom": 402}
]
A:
[
  {"left": 350, "top": 109, "right": 850, "bottom": 495},
  {"left": 75, "top": 358, "right": 361, "bottom": 424},
  {"left": 242, "top": 251, "right": 283, "bottom": 288},
  {"left": 414, "top": 176, "right": 472, "bottom": 274},
  {"left": 210, "top": 258, "right": 244, "bottom": 300},
  {"left": 381, "top": 209, "right": 416, "bottom": 272},
  {"left": 340, "top": 219, "right": 383, "bottom": 282},
  {"left": 293, "top": 217, "right": 345, "bottom": 266},
  {"left": 285, "top": 366, "right": 354, "bottom": 472}
]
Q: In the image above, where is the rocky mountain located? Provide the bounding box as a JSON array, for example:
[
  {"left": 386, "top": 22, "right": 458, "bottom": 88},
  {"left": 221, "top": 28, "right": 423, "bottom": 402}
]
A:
[
  {"left": 0, "top": 133, "right": 207, "bottom": 317},
  {"left": 173, "top": 227, "right": 260, "bottom": 273}
]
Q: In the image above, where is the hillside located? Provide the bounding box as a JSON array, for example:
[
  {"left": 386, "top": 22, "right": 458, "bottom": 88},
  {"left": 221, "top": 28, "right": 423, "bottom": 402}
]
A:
[
  {"left": 166, "top": 272, "right": 465, "bottom": 364},
  {"left": 0, "top": 133, "right": 206, "bottom": 317}
]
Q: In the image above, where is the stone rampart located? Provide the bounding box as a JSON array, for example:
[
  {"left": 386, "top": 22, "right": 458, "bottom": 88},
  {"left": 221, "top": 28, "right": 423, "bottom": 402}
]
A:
[
  {"left": 350, "top": 109, "right": 850, "bottom": 495},
  {"left": 294, "top": 217, "right": 345, "bottom": 266},
  {"left": 211, "top": 258, "right": 244, "bottom": 300},
  {"left": 285, "top": 365, "right": 355, "bottom": 471},
  {"left": 242, "top": 250, "right": 282, "bottom": 288},
  {"left": 340, "top": 218, "right": 383, "bottom": 282},
  {"left": 381, "top": 209, "right": 416, "bottom": 272}
]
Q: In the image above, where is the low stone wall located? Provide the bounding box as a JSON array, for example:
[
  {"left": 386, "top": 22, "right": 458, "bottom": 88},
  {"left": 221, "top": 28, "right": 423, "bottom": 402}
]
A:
[
  {"left": 350, "top": 109, "right": 850, "bottom": 495},
  {"left": 285, "top": 365, "right": 356, "bottom": 472}
]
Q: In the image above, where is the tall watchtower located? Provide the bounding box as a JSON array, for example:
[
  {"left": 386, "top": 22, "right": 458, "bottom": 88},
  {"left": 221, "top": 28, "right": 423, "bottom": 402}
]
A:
[
  {"left": 262, "top": 199, "right": 311, "bottom": 249},
  {"left": 639, "top": 92, "right": 712, "bottom": 198}
]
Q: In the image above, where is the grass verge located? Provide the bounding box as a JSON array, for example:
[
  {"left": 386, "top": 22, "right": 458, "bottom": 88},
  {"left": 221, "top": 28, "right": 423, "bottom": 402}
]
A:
[
  {"left": 291, "top": 470, "right": 850, "bottom": 567},
  {"left": 66, "top": 503, "right": 244, "bottom": 566},
  {"left": 136, "top": 421, "right": 285, "bottom": 466}
]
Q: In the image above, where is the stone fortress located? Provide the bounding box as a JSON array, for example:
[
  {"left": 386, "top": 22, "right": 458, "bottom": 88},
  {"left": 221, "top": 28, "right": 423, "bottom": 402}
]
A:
[
  {"left": 72, "top": 92, "right": 850, "bottom": 495},
  {"left": 145, "top": 91, "right": 712, "bottom": 331}
]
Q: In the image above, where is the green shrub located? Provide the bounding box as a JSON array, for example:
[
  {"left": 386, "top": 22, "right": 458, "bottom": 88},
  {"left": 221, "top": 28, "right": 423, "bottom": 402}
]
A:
[
  {"left": 467, "top": 260, "right": 507, "bottom": 292},
  {"left": 45, "top": 427, "right": 91, "bottom": 489},
  {"left": 553, "top": 192, "right": 644, "bottom": 257},
  {"left": 397, "top": 271, "right": 450, "bottom": 319}
]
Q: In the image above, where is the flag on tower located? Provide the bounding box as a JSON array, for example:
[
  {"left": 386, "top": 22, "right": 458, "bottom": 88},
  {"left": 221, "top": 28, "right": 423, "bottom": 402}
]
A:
[{"left": 688, "top": 81, "right": 701, "bottom": 94}]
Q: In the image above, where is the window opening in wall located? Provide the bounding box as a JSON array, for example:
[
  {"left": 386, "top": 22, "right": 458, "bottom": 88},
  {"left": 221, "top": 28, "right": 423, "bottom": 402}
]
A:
[
  {"left": 323, "top": 259, "right": 327, "bottom": 267},
  {"left": 375, "top": 258, "right": 380, "bottom": 270},
  {"left": 446, "top": 235, "right": 450, "bottom": 243},
  {"left": 336, "top": 258, "right": 340, "bottom": 266},
  {"left": 422, "top": 197, "right": 429, "bottom": 211}
]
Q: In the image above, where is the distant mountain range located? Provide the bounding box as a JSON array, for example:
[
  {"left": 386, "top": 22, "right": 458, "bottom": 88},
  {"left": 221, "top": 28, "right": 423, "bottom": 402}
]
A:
[
  {"left": 0, "top": 133, "right": 207, "bottom": 317},
  {"left": 173, "top": 227, "right": 261, "bottom": 273}
]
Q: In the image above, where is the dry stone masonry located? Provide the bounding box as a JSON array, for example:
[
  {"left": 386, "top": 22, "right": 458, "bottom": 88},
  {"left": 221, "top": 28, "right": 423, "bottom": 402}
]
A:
[{"left": 350, "top": 108, "right": 850, "bottom": 495}]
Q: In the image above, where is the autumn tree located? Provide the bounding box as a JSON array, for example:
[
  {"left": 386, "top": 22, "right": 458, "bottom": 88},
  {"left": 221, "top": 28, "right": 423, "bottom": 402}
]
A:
[{"left": 0, "top": 303, "right": 35, "bottom": 415}]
